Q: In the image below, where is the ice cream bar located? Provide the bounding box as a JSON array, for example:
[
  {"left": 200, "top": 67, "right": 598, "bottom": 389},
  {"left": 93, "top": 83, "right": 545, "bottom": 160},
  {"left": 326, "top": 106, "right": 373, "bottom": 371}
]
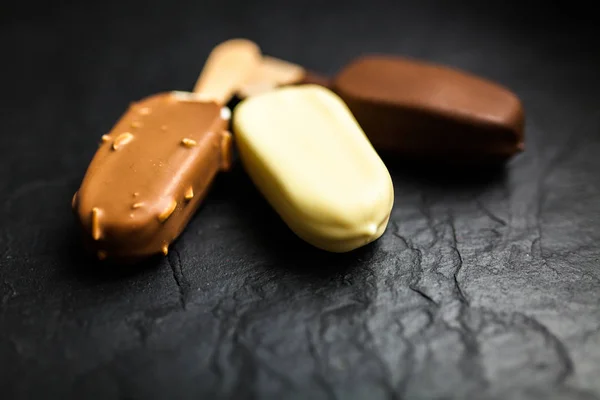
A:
[
  {"left": 238, "top": 55, "right": 525, "bottom": 164},
  {"left": 233, "top": 84, "right": 394, "bottom": 253},
  {"left": 73, "top": 39, "right": 261, "bottom": 262}
]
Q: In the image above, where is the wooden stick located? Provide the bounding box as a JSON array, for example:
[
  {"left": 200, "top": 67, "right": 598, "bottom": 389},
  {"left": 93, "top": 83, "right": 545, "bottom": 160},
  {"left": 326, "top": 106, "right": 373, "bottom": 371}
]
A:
[{"left": 193, "top": 39, "right": 262, "bottom": 104}]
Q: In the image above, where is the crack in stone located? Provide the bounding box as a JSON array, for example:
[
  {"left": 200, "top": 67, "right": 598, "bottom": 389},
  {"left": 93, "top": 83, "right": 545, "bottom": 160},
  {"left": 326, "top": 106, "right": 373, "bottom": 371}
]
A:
[
  {"left": 409, "top": 286, "right": 438, "bottom": 306},
  {"left": 453, "top": 274, "right": 469, "bottom": 306},
  {"left": 167, "top": 245, "right": 187, "bottom": 310},
  {"left": 448, "top": 213, "right": 469, "bottom": 306},
  {"left": 441, "top": 311, "right": 489, "bottom": 391},
  {"left": 392, "top": 221, "right": 437, "bottom": 307},
  {"left": 391, "top": 222, "right": 410, "bottom": 250},
  {"left": 515, "top": 312, "right": 575, "bottom": 385},
  {"left": 476, "top": 199, "right": 507, "bottom": 227}
]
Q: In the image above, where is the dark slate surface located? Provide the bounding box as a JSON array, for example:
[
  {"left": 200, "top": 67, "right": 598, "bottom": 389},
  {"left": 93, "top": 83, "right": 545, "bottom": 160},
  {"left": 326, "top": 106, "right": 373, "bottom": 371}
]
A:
[{"left": 1, "top": 1, "right": 599, "bottom": 399}]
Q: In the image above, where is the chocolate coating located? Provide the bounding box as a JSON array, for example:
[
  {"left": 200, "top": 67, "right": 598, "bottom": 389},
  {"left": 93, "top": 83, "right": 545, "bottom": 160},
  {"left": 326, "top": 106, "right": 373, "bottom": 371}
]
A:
[
  {"left": 330, "top": 56, "right": 525, "bottom": 163},
  {"left": 73, "top": 92, "right": 231, "bottom": 262}
]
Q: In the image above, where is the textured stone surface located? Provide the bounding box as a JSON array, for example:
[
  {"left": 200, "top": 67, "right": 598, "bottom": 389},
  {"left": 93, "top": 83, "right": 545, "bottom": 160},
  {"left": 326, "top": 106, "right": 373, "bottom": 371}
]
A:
[{"left": 1, "top": 1, "right": 599, "bottom": 399}]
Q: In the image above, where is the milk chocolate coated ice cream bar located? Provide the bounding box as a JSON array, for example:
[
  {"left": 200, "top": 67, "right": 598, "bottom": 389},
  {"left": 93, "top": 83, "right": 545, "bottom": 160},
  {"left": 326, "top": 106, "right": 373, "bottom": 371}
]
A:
[
  {"left": 238, "top": 54, "right": 525, "bottom": 163},
  {"left": 73, "top": 39, "right": 261, "bottom": 262}
]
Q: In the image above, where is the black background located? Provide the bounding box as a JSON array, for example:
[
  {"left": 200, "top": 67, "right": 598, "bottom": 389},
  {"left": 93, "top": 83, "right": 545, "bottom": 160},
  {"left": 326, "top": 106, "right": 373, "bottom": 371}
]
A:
[{"left": 1, "top": 1, "right": 599, "bottom": 399}]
